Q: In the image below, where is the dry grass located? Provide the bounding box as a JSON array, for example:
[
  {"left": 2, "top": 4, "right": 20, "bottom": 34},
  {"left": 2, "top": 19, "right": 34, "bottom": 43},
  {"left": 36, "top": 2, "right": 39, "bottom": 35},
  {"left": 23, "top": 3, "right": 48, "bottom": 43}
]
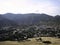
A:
[{"left": 0, "top": 37, "right": 60, "bottom": 45}]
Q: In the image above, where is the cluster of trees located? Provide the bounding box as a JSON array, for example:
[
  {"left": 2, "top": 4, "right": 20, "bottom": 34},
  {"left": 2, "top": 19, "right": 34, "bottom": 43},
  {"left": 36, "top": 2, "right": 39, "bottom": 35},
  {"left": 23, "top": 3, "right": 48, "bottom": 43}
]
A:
[
  {"left": 0, "top": 28, "right": 28, "bottom": 41},
  {"left": 0, "top": 24, "right": 60, "bottom": 41}
]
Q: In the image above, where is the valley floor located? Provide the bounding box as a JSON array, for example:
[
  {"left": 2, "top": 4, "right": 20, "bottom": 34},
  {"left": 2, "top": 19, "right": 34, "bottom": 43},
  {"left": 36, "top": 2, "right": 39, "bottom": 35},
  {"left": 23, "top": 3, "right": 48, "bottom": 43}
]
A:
[{"left": 0, "top": 37, "right": 60, "bottom": 45}]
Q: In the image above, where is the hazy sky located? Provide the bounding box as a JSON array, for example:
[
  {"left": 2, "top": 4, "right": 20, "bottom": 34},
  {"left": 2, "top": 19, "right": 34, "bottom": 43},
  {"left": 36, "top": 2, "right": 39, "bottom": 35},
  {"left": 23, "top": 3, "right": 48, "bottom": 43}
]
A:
[{"left": 0, "top": 0, "right": 60, "bottom": 16}]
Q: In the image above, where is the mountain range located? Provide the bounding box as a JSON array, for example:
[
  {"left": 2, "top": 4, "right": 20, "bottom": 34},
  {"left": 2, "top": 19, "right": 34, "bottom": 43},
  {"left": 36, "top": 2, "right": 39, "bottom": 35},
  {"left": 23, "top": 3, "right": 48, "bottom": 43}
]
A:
[{"left": 0, "top": 13, "right": 60, "bottom": 27}]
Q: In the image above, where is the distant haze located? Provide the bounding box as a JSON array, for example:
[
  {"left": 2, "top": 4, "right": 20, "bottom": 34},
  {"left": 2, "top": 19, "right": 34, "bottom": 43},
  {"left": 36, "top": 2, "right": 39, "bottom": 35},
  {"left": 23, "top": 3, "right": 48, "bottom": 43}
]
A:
[{"left": 0, "top": 0, "right": 60, "bottom": 16}]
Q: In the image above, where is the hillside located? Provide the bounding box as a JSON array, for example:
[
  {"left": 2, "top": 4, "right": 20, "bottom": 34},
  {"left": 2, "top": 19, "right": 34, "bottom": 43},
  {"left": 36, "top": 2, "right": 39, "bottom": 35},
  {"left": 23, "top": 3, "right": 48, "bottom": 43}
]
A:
[
  {"left": 0, "top": 13, "right": 60, "bottom": 27},
  {"left": 2, "top": 13, "right": 57, "bottom": 25},
  {"left": 0, "top": 15, "right": 18, "bottom": 28}
]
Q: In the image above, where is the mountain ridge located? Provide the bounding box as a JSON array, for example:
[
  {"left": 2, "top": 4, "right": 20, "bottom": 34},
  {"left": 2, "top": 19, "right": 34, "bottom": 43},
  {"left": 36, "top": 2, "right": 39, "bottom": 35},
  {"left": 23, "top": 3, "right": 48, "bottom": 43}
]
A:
[{"left": 0, "top": 13, "right": 60, "bottom": 26}]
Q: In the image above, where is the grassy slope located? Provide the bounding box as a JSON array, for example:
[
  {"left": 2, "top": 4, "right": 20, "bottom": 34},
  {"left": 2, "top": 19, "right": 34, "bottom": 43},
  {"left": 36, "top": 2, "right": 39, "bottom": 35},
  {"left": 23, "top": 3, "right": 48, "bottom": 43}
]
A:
[{"left": 0, "top": 37, "right": 60, "bottom": 45}]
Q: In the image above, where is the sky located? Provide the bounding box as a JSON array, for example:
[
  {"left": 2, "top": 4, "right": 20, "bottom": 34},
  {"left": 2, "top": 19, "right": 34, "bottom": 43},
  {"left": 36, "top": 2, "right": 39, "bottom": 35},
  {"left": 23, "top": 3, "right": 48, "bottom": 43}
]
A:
[{"left": 0, "top": 0, "right": 60, "bottom": 16}]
